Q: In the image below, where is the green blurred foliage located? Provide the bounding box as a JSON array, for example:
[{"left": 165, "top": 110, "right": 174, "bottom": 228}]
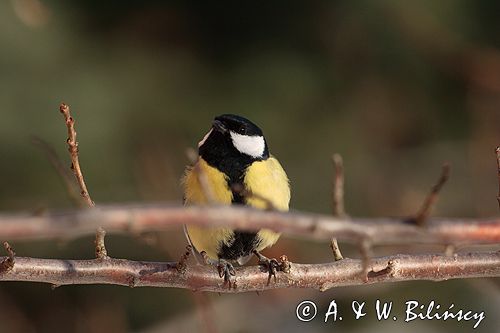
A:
[{"left": 0, "top": 1, "right": 499, "bottom": 332}]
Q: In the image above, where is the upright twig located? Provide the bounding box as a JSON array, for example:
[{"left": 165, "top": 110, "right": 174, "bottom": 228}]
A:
[
  {"left": 496, "top": 147, "right": 500, "bottom": 210},
  {"left": 359, "top": 238, "right": 372, "bottom": 281},
  {"left": 331, "top": 154, "right": 346, "bottom": 218},
  {"left": 59, "top": 103, "right": 95, "bottom": 208},
  {"left": 330, "top": 238, "right": 343, "bottom": 261},
  {"left": 330, "top": 154, "right": 345, "bottom": 261},
  {"left": 413, "top": 163, "right": 450, "bottom": 226},
  {"left": 31, "top": 136, "right": 83, "bottom": 207},
  {"left": 95, "top": 227, "right": 109, "bottom": 260},
  {"left": 59, "top": 103, "right": 108, "bottom": 259}
]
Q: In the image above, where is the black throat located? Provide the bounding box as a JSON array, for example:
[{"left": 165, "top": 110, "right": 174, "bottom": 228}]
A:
[{"left": 198, "top": 130, "right": 268, "bottom": 204}]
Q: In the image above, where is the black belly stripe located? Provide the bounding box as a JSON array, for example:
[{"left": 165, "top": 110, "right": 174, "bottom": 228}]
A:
[
  {"left": 217, "top": 231, "right": 260, "bottom": 261},
  {"left": 198, "top": 133, "right": 269, "bottom": 260},
  {"left": 218, "top": 176, "right": 260, "bottom": 260},
  {"left": 222, "top": 158, "right": 266, "bottom": 260}
]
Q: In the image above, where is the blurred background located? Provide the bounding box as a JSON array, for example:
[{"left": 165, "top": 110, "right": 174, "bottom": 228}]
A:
[{"left": 0, "top": 0, "right": 499, "bottom": 332}]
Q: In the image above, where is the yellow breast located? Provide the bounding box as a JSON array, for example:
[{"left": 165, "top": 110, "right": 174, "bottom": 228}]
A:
[
  {"left": 183, "top": 156, "right": 290, "bottom": 259},
  {"left": 244, "top": 157, "right": 290, "bottom": 211},
  {"left": 244, "top": 157, "right": 290, "bottom": 251},
  {"left": 183, "top": 158, "right": 233, "bottom": 259},
  {"left": 183, "top": 158, "right": 232, "bottom": 205}
]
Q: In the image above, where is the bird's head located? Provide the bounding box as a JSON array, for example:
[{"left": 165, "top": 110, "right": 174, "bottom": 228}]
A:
[{"left": 198, "top": 114, "right": 269, "bottom": 162}]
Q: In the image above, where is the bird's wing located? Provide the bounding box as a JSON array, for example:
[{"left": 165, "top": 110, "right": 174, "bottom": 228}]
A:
[{"left": 182, "top": 158, "right": 234, "bottom": 259}]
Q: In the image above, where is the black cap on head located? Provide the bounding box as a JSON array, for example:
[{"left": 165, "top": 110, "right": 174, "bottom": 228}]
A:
[{"left": 213, "top": 114, "right": 264, "bottom": 137}]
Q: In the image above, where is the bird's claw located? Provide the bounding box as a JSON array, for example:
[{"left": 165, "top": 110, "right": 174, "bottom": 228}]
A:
[
  {"left": 253, "top": 251, "right": 282, "bottom": 284},
  {"left": 201, "top": 251, "right": 236, "bottom": 288},
  {"left": 217, "top": 261, "right": 236, "bottom": 285}
]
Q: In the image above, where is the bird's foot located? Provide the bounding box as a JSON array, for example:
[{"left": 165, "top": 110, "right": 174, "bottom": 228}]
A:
[
  {"left": 200, "top": 251, "right": 236, "bottom": 288},
  {"left": 253, "top": 251, "right": 288, "bottom": 284},
  {"left": 176, "top": 245, "right": 192, "bottom": 273}
]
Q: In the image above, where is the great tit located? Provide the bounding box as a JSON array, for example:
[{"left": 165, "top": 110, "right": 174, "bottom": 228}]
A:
[{"left": 183, "top": 114, "right": 290, "bottom": 281}]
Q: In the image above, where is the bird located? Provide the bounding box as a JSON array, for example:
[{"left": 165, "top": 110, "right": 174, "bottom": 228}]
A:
[{"left": 182, "top": 114, "right": 290, "bottom": 283}]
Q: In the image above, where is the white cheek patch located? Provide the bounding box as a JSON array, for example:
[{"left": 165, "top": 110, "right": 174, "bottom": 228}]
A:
[
  {"left": 230, "top": 131, "right": 265, "bottom": 158},
  {"left": 198, "top": 128, "right": 213, "bottom": 148}
]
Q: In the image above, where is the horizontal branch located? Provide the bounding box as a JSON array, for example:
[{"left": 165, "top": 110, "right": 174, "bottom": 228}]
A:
[
  {"left": 1, "top": 204, "right": 500, "bottom": 246},
  {"left": 1, "top": 252, "right": 499, "bottom": 293}
]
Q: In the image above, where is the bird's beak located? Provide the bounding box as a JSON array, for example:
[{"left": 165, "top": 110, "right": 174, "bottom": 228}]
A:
[{"left": 212, "top": 119, "right": 227, "bottom": 133}]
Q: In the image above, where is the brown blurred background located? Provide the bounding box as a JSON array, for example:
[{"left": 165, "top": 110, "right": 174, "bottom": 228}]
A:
[{"left": 0, "top": 1, "right": 499, "bottom": 332}]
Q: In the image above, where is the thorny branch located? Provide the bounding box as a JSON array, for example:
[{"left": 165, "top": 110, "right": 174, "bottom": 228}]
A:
[
  {"left": 412, "top": 163, "right": 450, "bottom": 226},
  {"left": 1, "top": 101, "right": 497, "bottom": 292},
  {"left": 59, "top": 103, "right": 94, "bottom": 208},
  {"left": 0, "top": 252, "right": 499, "bottom": 293},
  {"left": 0, "top": 204, "right": 500, "bottom": 245},
  {"left": 59, "top": 103, "right": 108, "bottom": 261}
]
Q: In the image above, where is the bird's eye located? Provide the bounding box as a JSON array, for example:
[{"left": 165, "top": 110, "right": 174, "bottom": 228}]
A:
[{"left": 238, "top": 126, "right": 246, "bottom": 134}]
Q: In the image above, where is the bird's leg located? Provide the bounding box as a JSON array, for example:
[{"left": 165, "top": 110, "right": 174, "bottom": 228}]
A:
[
  {"left": 176, "top": 245, "right": 192, "bottom": 272},
  {"left": 200, "top": 251, "right": 236, "bottom": 287},
  {"left": 253, "top": 250, "right": 281, "bottom": 284}
]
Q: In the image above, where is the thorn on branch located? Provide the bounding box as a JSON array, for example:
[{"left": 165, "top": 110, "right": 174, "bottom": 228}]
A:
[
  {"left": 444, "top": 244, "right": 456, "bottom": 257},
  {"left": 330, "top": 153, "right": 346, "bottom": 261},
  {"left": 59, "top": 103, "right": 95, "bottom": 208},
  {"left": 330, "top": 238, "right": 344, "bottom": 261},
  {"left": 496, "top": 147, "right": 500, "bottom": 210},
  {"left": 95, "top": 227, "right": 109, "bottom": 260},
  {"left": 359, "top": 239, "right": 372, "bottom": 282},
  {"left": 412, "top": 163, "right": 450, "bottom": 227},
  {"left": 1, "top": 242, "right": 15, "bottom": 272},
  {"left": 177, "top": 245, "right": 192, "bottom": 273}
]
